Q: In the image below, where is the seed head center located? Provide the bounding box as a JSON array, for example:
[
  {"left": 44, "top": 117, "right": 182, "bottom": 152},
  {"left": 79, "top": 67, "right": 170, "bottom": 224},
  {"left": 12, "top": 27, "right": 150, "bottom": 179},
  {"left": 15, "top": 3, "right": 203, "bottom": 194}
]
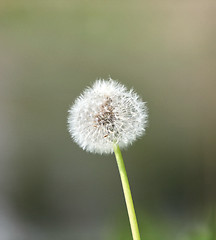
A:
[{"left": 94, "top": 97, "right": 116, "bottom": 131}]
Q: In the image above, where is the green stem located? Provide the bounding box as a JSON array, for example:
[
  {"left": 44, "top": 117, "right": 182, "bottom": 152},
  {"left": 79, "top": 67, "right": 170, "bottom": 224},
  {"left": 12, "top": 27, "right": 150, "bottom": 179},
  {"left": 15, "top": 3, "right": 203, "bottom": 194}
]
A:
[{"left": 113, "top": 143, "right": 141, "bottom": 240}]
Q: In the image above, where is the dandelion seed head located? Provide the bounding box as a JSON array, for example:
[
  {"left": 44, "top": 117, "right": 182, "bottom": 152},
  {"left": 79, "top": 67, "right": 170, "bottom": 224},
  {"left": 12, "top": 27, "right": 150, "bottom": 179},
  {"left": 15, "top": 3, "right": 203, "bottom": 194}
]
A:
[{"left": 68, "top": 78, "right": 148, "bottom": 154}]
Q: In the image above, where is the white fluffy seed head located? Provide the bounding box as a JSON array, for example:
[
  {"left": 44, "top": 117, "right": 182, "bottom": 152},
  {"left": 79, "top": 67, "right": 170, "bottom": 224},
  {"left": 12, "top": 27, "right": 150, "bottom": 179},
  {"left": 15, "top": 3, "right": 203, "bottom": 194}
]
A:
[{"left": 67, "top": 78, "right": 148, "bottom": 154}]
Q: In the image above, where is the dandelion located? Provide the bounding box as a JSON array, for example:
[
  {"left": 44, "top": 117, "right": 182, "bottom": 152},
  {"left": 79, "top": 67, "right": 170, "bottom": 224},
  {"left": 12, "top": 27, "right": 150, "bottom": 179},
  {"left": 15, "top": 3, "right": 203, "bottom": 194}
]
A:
[{"left": 68, "top": 78, "right": 148, "bottom": 240}]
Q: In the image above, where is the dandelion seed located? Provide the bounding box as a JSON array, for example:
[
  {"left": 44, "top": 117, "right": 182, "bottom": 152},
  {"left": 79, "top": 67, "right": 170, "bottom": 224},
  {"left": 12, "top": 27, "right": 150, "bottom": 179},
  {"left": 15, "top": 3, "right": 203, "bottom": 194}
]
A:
[{"left": 67, "top": 78, "right": 148, "bottom": 154}]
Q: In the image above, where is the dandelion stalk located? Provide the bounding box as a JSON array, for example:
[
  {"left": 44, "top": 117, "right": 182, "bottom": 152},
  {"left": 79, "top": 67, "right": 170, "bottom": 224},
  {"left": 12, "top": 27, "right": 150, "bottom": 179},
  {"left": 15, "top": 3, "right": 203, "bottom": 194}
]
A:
[{"left": 113, "top": 143, "right": 141, "bottom": 240}]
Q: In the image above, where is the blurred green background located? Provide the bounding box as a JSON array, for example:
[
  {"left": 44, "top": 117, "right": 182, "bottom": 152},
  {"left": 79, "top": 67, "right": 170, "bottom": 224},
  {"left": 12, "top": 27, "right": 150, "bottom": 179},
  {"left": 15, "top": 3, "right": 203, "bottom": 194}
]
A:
[{"left": 0, "top": 0, "right": 216, "bottom": 239}]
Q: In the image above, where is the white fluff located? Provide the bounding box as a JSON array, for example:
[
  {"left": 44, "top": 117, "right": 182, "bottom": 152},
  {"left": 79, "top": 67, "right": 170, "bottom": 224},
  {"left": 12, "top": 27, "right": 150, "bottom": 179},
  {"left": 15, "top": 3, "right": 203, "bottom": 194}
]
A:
[{"left": 68, "top": 78, "right": 148, "bottom": 154}]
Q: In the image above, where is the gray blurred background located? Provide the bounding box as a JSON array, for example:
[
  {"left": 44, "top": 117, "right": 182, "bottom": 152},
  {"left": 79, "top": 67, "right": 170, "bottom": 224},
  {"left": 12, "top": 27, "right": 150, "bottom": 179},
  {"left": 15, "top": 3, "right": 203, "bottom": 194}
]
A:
[{"left": 0, "top": 1, "right": 216, "bottom": 239}]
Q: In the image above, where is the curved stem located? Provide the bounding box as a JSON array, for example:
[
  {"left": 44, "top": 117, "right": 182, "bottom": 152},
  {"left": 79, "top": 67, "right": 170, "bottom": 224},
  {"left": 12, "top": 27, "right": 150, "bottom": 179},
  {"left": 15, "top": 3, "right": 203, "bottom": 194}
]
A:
[{"left": 113, "top": 143, "right": 141, "bottom": 240}]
